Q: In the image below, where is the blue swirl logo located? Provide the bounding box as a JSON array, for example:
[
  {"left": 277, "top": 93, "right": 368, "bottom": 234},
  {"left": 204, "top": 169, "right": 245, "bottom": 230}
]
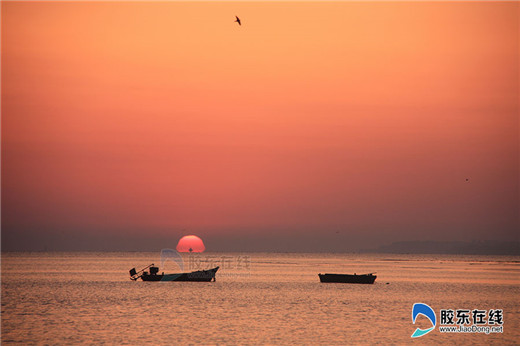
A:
[
  {"left": 411, "top": 303, "right": 436, "bottom": 338},
  {"left": 160, "top": 248, "right": 184, "bottom": 271}
]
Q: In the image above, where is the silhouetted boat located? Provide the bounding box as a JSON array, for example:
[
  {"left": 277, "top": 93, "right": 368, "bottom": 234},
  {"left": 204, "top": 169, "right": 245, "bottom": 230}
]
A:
[
  {"left": 318, "top": 272, "right": 376, "bottom": 284},
  {"left": 129, "top": 264, "right": 219, "bottom": 282}
]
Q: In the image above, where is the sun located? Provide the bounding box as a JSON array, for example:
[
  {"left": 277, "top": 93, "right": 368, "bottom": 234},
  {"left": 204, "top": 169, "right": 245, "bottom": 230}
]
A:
[{"left": 176, "top": 235, "right": 206, "bottom": 253}]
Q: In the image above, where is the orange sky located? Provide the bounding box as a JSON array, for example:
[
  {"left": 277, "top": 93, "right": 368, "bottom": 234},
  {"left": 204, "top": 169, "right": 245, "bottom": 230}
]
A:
[{"left": 2, "top": 1, "right": 518, "bottom": 251}]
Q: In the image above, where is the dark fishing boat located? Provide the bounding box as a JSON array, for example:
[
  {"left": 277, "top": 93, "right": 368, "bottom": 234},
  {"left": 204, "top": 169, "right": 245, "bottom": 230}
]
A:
[
  {"left": 129, "top": 264, "right": 219, "bottom": 282},
  {"left": 318, "top": 272, "right": 376, "bottom": 284}
]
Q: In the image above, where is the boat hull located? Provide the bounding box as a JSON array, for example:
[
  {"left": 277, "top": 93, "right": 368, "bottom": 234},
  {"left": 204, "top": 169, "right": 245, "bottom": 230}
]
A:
[
  {"left": 140, "top": 267, "right": 219, "bottom": 282},
  {"left": 318, "top": 273, "right": 376, "bottom": 284}
]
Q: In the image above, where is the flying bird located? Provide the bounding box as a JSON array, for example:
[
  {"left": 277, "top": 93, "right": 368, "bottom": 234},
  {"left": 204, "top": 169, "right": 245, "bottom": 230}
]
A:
[{"left": 235, "top": 15, "right": 241, "bottom": 25}]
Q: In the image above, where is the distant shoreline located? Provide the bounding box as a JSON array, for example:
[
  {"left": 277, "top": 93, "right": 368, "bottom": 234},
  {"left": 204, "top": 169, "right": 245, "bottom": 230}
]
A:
[
  {"left": 2, "top": 240, "right": 519, "bottom": 256},
  {"left": 362, "top": 240, "right": 520, "bottom": 256}
]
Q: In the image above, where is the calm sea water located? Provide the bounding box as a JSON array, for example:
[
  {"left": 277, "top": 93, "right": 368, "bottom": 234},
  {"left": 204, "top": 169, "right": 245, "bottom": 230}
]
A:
[{"left": 2, "top": 252, "right": 519, "bottom": 344}]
